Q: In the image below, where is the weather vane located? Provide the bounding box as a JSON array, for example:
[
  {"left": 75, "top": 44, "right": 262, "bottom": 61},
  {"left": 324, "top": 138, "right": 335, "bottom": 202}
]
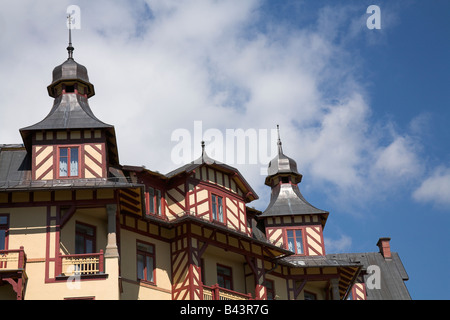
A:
[{"left": 67, "top": 14, "right": 74, "bottom": 59}]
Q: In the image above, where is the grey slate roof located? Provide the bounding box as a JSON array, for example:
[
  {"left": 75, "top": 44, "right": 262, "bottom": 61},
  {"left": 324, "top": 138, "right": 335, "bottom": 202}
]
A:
[
  {"left": 165, "top": 148, "right": 258, "bottom": 202},
  {"left": 282, "top": 254, "right": 362, "bottom": 269},
  {"left": 328, "top": 251, "right": 411, "bottom": 300},
  {"left": 259, "top": 182, "right": 329, "bottom": 222},
  {"left": 47, "top": 57, "right": 95, "bottom": 98},
  {"left": 266, "top": 149, "right": 302, "bottom": 183},
  {"left": 0, "top": 145, "right": 30, "bottom": 186},
  {"left": 0, "top": 145, "right": 138, "bottom": 191},
  {"left": 20, "top": 94, "right": 113, "bottom": 133}
]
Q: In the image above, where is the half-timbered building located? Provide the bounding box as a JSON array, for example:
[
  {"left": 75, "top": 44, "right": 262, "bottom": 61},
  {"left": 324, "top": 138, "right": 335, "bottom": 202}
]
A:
[{"left": 0, "top": 38, "right": 411, "bottom": 300}]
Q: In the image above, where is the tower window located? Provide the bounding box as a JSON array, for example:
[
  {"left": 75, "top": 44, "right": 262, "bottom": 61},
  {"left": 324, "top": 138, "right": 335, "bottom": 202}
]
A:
[
  {"left": 59, "top": 147, "right": 79, "bottom": 177},
  {"left": 65, "top": 85, "right": 75, "bottom": 93},
  {"left": 281, "top": 177, "right": 290, "bottom": 184},
  {"left": 286, "top": 229, "right": 304, "bottom": 254},
  {"left": 211, "top": 194, "right": 224, "bottom": 223}
]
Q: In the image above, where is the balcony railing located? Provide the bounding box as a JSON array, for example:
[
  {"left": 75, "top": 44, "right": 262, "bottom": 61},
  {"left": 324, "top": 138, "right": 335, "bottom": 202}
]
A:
[
  {"left": 0, "top": 246, "right": 27, "bottom": 271},
  {"left": 57, "top": 250, "right": 104, "bottom": 277},
  {"left": 203, "top": 284, "right": 252, "bottom": 300}
]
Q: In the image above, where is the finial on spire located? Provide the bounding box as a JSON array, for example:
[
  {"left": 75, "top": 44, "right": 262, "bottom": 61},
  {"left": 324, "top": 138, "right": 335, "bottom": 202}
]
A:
[
  {"left": 67, "top": 14, "right": 74, "bottom": 59},
  {"left": 201, "top": 141, "right": 206, "bottom": 163},
  {"left": 277, "top": 125, "right": 283, "bottom": 155}
]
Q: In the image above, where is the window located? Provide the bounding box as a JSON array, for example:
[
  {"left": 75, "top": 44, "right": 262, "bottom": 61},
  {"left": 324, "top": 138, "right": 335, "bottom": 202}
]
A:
[
  {"left": 265, "top": 279, "right": 275, "bottom": 300},
  {"left": 304, "top": 291, "right": 317, "bottom": 300},
  {"left": 0, "top": 215, "right": 9, "bottom": 250},
  {"left": 75, "top": 222, "right": 96, "bottom": 254},
  {"left": 59, "top": 147, "right": 79, "bottom": 177},
  {"left": 217, "top": 264, "right": 232, "bottom": 290},
  {"left": 286, "top": 229, "right": 304, "bottom": 254},
  {"left": 137, "top": 241, "right": 155, "bottom": 283},
  {"left": 281, "top": 176, "right": 290, "bottom": 184},
  {"left": 148, "top": 187, "right": 161, "bottom": 215},
  {"left": 211, "top": 194, "right": 224, "bottom": 223}
]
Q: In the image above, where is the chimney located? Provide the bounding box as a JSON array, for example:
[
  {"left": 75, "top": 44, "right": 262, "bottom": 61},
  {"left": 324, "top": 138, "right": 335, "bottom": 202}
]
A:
[{"left": 376, "top": 237, "right": 392, "bottom": 259}]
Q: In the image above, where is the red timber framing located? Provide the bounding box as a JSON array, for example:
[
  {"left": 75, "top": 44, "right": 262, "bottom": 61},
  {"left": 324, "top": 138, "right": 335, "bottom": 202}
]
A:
[
  {"left": 31, "top": 129, "right": 108, "bottom": 181},
  {"left": 120, "top": 210, "right": 291, "bottom": 300},
  {"left": 245, "top": 256, "right": 267, "bottom": 300},
  {"left": 163, "top": 172, "right": 251, "bottom": 236},
  {"left": 265, "top": 216, "right": 326, "bottom": 256},
  {"left": 0, "top": 188, "right": 122, "bottom": 286},
  {"left": 47, "top": 195, "right": 119, "bottom": 283},
  {"left": 171, "top": 223, "right": 207, "bottom": 300},
  {"left": 172, "top": 219, "right": 289, "bottom": 300},
  {"left": 350, "top": 274, "right": 367, "bottom": 300}
]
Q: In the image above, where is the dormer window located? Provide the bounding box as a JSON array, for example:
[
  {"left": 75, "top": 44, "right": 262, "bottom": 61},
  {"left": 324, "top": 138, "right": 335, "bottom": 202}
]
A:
[
  {"left": 148, "top": 187, "right": 162, "bottom": 216},
  {"left": 211, "top": 194, "right": 224, "bottom": 223},
  {"left": 59, "top": 146, "right": 79, "bottom": 177}
]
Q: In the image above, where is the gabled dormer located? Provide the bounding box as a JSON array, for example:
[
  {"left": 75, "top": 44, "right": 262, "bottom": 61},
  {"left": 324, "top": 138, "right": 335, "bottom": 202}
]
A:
[
  {"left": 163, "top": 142, "right": 258, "bottom": 236},
  {"left": 19, "top": 37, "right": 119, "bottom": 181},
  {"left": 259, "top": 126, "right": 329, "bottom": 256}
]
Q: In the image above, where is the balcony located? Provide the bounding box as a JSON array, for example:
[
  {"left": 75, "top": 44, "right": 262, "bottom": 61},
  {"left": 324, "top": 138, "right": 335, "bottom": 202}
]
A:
[
  {"left": 203, "top": 284, "right": 252, "bottom": 300},
  {"left": 0, "top": 246, "right": 27, "bottom": 300},
  {"left": 56, "top": 250, "right": 106, "bottom": 278},
  {"left": 0, "top": 247, "right": 27, "bottom": 271}
]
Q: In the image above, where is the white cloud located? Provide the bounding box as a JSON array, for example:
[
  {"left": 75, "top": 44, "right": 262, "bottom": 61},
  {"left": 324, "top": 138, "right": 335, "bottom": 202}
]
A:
[
  {"left": 325, "top": 234, "right": 352, "bottom": 253},
  {"left": 373, "top": 136, "right": 421, "bottom": 178},
  {"left": 0, "top": 0, "right": 436, "bottom": 215},
  {"left": 413, "top": 166, "right": 450, "bottom": 208}
]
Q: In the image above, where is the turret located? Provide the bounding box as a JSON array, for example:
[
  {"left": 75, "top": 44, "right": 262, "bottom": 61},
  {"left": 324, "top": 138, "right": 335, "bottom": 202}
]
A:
[{"left": 259, "top": 126, "right": 328, "bottom": 256}]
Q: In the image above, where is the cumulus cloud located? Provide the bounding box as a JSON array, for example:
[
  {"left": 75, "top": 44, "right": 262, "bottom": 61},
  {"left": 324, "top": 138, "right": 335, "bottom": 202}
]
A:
[
  {"left": 373, "top": 136, "right": 422, "bottom": 178},
  {"left": 324, "top": 234, "right": 352, "bottom": 253},
  {"left": 0, "top": 0, "right": 434, "bottom": 214},
  {"left": 413, "top": 166, "right": 450, "bottom": 208}
]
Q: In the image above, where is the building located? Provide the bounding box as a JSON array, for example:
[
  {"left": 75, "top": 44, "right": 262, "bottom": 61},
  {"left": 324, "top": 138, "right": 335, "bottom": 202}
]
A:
[{"left": 0, "top": 37, "right": 411, "bottom": 300}]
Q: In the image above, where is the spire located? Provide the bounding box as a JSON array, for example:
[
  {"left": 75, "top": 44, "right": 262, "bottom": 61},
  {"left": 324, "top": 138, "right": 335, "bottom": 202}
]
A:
[
  {"left": 261, "top": 126, "right": 329, "bottom": 225},
  {"left": 266, "top": 125, "right": 302, "bottom": 186},
  {"left": 67, "top": 14, "right": 74, "bottom": 59},
  {"left": 277, "top": 124, "right": 283, "bottom": 155},
  {"left": 201, "top": 140, "right": 206, "bottom": 160}
]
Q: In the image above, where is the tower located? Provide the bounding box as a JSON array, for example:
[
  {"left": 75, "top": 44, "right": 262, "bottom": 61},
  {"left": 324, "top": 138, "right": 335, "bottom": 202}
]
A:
[
  {"left": 259, "top": 126, "right": 329, "bottom": 256},
  {"left": 19, "top": 21, "right": 119, "bottom": 181}
]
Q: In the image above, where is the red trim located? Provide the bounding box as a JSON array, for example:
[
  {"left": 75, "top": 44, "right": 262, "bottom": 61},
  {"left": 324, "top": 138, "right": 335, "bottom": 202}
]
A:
[
  {"left": 136, "top": 240, "right": 156, "bottom": 285},
  {"left": 57, "top": 145, "right": 81, "bottom": 179},
  {"left": 283, "top": 227, "right": 306, "bottom": 255},
  {"left": 75, "top": 221, "right": 97, "bottom": 254},
  {"left": 0, "top": 214, "right": 10, "bottom": 251},
  {"left": 211, "top": 193, "right": 225, "bottom": 224},
  {"left": 216, "top": 263, "right": 233, "bottom": 290}
]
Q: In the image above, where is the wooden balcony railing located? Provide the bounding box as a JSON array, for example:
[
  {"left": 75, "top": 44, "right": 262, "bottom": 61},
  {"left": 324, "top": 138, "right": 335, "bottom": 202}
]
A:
[
  {"left": 203, "top": 284, "right": 252, "bottom": 300},
  {"left": 57, "top": 250, "right": 104, "bottom": 277},
  {"left": 0, "top": 246, "right": 27, "bottom": 271}
]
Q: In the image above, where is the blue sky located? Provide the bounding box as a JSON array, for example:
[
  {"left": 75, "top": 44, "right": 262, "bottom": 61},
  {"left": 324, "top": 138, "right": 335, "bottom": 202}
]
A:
[{"left": 0, "top": 0, "right": 449, "bottom": 299}]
